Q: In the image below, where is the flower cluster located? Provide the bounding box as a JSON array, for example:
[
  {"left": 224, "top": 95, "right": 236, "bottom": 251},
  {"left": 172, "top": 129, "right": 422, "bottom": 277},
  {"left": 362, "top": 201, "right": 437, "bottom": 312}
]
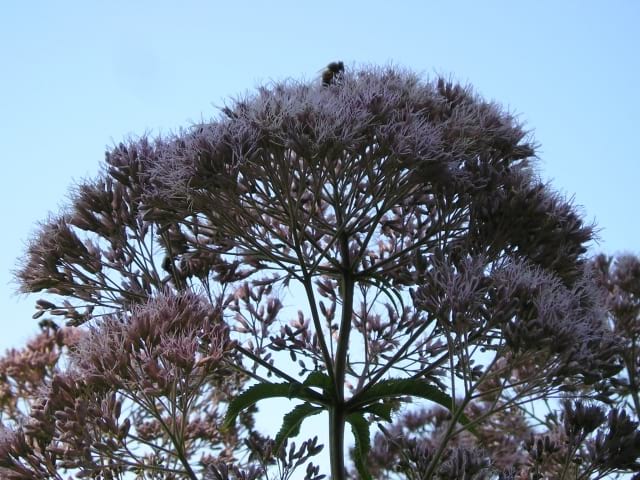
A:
[
  {"left": 71, "top": 290, "right": 232, "bottom": 390},
  {"left": 0, "top": 322, "right": 81, "bottom": 423},
  {"left": 5, "top": 64, "right": 638, "bottom": 479},
  {"left": 0, "top": 292, "right": 249, "bottom": 479}
]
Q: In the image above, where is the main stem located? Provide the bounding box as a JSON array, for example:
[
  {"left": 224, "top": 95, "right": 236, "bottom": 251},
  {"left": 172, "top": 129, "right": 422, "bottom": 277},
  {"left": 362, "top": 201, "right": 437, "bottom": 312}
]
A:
[
  {"left": 329, "top": 405, "right": 347, "bottom": 479},
  {"left": 329, "top": 230, "right": 355, "bottom": 480}
]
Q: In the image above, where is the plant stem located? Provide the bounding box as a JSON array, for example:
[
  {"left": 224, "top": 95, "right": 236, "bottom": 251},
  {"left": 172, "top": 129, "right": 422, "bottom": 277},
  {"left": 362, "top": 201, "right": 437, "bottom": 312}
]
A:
[
  {"left": 329, "top": 229, "right": 354, "bottom": 480},
  {"left": 422, "top": 395, "right": 472, "bottom": 480},
  {"left": 329, "top": 405, "right": 347, "bottom": 480}
]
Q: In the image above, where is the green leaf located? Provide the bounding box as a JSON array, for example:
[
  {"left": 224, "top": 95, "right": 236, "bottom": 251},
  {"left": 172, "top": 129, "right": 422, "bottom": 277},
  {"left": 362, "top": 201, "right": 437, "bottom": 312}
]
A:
[
  {"left": 222, "top": 383, "right": 292, "bottom": 431},
  {"left": 303, "top": 371, "right": 332, "bottom": 391},
  {"left": 349, "top": 378, "right": 477, "bottom": 435},
  {"left": 288, "top": 381, "right": 330, "bottom": 405},
  {"left": 347, "top": 412, "right": 372, "bottom": 480},
  {"left": 361, "top": 400, "right": 400, "bottom": 423},
  {"left": 274, "top": 403, "right": 323, "bottom": 452},
  {"left": 222, "top": 381, "right": 328, "bottom": 432}
]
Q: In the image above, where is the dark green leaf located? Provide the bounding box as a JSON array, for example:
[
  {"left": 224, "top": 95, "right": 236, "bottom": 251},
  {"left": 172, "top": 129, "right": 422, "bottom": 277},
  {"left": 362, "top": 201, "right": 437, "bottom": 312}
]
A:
[
  {"left": 361, "top": 400, "right": 400, "bottom": 423},
  {"left": 222, "top": 383, "right": 292, "bottom": 430},
  {"left": 274, "top": 403, "right": 323, "bottom": 452},
  {"left": 349, "top": 378, "right": 477, "bottom": 435},
  {"left": 303, "top": 371, "right": 332, "bottom": 391},
  {"left": 347, "top": 412, "right": 372, "bottom": 480}
]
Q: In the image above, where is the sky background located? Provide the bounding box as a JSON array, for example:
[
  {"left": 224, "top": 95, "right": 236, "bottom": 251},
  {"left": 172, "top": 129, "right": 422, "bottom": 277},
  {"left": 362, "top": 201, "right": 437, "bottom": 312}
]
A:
[{"left": 1, "top": 0, "right": 639, "bottom": 474}]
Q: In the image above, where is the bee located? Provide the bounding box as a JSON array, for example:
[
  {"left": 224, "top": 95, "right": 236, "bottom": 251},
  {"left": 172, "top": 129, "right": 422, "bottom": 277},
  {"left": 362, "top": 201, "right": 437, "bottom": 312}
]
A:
[{"left": 322, "top": 61, "right": 344, "bottom": 86}]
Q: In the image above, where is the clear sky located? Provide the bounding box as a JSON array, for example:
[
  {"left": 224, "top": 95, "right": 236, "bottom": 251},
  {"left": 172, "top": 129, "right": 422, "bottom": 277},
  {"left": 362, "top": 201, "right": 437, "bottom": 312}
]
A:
[{"left": 0, "top": 0, "right": 638, "bottom": 471}]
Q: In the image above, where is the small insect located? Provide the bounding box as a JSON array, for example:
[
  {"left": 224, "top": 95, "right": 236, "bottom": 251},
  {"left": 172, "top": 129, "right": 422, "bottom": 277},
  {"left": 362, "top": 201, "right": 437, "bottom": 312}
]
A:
[{"left": 322, "top": 61, "right": 344, "bottom": 86}]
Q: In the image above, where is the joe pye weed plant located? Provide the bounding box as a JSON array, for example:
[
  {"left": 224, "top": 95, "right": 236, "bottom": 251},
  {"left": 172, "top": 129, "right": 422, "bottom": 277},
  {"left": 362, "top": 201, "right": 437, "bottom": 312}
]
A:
[{"left": 1, "top": 64, "right": 639, "bottom": 479}]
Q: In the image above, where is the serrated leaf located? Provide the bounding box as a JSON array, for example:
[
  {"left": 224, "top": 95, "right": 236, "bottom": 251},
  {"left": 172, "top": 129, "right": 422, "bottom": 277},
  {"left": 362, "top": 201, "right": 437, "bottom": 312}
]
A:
[
  {"left": 222, "top": 383, "right": 292, "bottom": 430},
  {"left": 288, "top": 381, "right": 330, "bottom": 405},
  {"left": 274, "top": 403, "right": 323, "bottom": 452},
  {"left": 347, "top": 412, "right": 372, "bottom": 480},
  {"left": 303, "top": 371, "right": 332, "bottom": 390},
  {"left": 223, "top": 381, "right": 327, "bottom": 432},
  {"left": 361, "top": 401, "right": 399, "bottom": 423},
  {"left": 349, "top": 378, "right": 477, "bottom": 435}
]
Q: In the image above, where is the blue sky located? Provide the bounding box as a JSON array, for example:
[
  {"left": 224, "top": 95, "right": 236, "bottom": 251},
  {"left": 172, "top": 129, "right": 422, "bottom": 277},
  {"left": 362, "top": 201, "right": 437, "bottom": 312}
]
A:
[
  {"left": 2, "top": 1, "right": 639, "bottom": 349},
  {"left": 0, "top": 0, "right": 638, "bottom": 469}
]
